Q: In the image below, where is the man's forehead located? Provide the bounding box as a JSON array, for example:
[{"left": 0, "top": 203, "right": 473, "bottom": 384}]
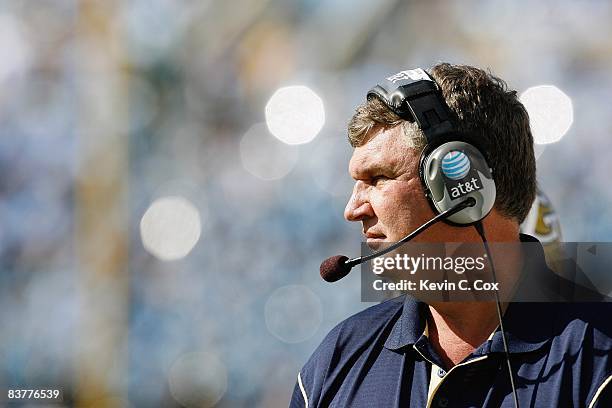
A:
[{"left": 349, "top": 127, "right": 419, "bottom": 176}]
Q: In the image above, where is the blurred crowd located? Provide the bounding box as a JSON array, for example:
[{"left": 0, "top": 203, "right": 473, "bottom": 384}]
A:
[{"left": 1, "top": 0, "right": 612, "bottom": 406}]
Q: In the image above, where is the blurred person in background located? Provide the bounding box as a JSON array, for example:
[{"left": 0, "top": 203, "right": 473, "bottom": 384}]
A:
[
  {"left": 291, "top": 63, "right": 612, "bottom": 407},
  {"left": 520, "top": 187, "right": 566, "bottom": 275}
]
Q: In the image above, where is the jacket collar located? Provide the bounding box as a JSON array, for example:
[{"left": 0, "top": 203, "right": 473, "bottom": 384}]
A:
[
  {"left": 384, "top": 234, "right": 554, "bottom": 354},
  {"left": 384, "top": 296, "right": 426, "bottom": 350}
]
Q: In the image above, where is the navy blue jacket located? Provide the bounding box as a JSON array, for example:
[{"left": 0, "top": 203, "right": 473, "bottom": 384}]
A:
[{"left": 291, "top": 239, "right": 612, "bottom": 407}]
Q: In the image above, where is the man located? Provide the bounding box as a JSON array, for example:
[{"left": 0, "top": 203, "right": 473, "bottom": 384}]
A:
[{"left": 290, "top": 63, "right": 611, "bottom": 407}]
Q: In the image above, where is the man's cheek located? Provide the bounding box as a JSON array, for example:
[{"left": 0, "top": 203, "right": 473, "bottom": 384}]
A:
[
  {"left": 402, "top": 182, "right": 437, "bottom": 215},
  {"left": 381, "top": 185, "right": 436, "bottom": 228},
  {"left": 373, "top": 188, "right": 406, "bottom": 216},
  {"left": 389, "top": 184, "right": 427, "bottom": 212}
]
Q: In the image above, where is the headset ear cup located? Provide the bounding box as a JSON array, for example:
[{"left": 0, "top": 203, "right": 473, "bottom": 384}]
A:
[
  {"left": 420, "top": 141, "right": 496, "bottom": 225},
  {"left": 419, "top": 144, "right": 435, "bottom": 200}
]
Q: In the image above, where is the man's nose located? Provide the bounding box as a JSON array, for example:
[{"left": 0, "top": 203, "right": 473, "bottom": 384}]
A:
[{"left": 344, "top": 181, "right": 374, "bottom": 222}]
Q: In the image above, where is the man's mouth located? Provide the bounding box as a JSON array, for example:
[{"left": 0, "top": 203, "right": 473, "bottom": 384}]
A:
[{"left": 365, "top": 232, "right": 386, "bottom": 244}]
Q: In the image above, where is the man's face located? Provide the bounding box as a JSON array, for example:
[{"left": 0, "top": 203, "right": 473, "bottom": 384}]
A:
[{"left": 344, "top": 125, "right": 442, "bottom": 246}]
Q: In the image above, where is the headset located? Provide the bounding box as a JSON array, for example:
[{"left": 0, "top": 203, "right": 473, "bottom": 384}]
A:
[
  {"left": 367, "top": 68, "right": 520, "bottom": 408},
  {"left": 367, "top": 68, "right": 496, "bottom": 225}
]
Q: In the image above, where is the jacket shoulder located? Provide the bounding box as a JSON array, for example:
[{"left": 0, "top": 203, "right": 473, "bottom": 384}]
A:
[
  {"left": 549, "top": 303, "right": 612, "bottom": 406},
  {"left": 294, "top": 296, "right": 404, "bottom": 406}
]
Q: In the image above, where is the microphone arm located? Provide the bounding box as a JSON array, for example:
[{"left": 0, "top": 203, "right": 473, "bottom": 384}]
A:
[
  {"left": 344, "top": 197, "right": 476, "bottom": 269},
  {"left": 320, "top": 197, "right": 476, "bottom": 282}
]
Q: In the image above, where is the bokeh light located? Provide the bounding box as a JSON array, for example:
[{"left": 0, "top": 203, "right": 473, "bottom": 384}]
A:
[
  {"left": 520, "top": 85, "right": 573, "bottom": 145},
  {"left": 240, "top": 122, "right": 299, "bottom": 180},
  {"left": 140, "top": 196, "right": 202, "bottom": 261},
  {"left": 265, "top": 85, "right": 325, "bottom": 145},
  {"left": 168, "top": 351, "right": 227, "bottom": 408},
  {"left": 264, "top": 285, "right": 323, "bottom": 344}
]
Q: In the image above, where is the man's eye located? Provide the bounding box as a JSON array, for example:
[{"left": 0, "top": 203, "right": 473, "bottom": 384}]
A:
[{"left": 371, "top": 176, "right": 388, "bottom": 185}]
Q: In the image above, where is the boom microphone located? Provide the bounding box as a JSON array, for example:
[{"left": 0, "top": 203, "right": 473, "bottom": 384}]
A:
[{"left": 320, "top": 197, "right": 476, "bottom": 282}]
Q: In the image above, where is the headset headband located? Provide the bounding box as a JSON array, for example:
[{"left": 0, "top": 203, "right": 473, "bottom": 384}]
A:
[
  {"left": 365, "top": 68, "right": 496, "bottom": 226},
  {"left": 366, "top": 68, "right": 455, "bottom": 144}
]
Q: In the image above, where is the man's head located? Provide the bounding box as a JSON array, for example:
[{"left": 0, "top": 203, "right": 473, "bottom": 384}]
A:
[{"left": 344, "top": 63, "right": 536, "bottom": 244}]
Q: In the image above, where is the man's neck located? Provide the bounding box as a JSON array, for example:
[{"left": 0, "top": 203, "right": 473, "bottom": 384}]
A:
[
  {"left": 427, "top": 302, "right": 502, "bottom": 369},
  {"left": 422, "top": 215, "right": 522, "bottom": 368}
]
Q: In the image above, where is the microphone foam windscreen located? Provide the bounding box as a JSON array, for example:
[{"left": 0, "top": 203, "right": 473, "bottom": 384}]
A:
[{"left": 320, "top": 255, "right": 351, "bottom": 282}]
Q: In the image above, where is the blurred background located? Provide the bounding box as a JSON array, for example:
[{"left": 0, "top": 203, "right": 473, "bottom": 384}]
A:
[{"left": 1, "top": 0, "right": 611, "bottom": 406}]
